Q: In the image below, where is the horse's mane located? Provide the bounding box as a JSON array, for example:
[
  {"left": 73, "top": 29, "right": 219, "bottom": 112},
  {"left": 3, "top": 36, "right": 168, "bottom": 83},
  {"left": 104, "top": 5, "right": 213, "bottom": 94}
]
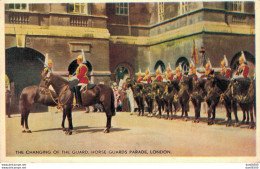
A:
[
  {"left": 214, "top": 75, "right": 230, "bottom": 92},
  {"left": 50, "top": 73, "right": 69, "bottom": 84}
]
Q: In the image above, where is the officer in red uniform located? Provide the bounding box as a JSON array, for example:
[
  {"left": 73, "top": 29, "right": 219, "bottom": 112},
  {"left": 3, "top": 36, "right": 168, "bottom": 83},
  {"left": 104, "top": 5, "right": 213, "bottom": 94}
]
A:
[
  {"left": 220, "top": 55, "right": 231, "bottom": 78},
  {"left": 143, "top": 69, "right": 151, "bottom": 83},
  {"left": 137, "top": 72, "right": 143, "bottom": 83},
  {"left": 174, "top": 66, "right": 182, "bottom": 81},
  {"left": 69, "top": 55, "right": 89, "bottom": 106},
  {"left": 189, "top": 62, "right": 198, "bottom": 80},
  {"left": 165, "top": 67, "right": 174, "bottom": 81},
  {"left": 234, "top": 51, "right": 249, "bottom": 79},
  {"left": 154, "top": 69, "right": 163, "bottom": 82}
]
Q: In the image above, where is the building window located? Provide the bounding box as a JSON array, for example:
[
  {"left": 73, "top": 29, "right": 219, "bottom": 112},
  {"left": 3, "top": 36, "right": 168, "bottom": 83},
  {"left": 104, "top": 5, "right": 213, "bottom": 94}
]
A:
[
  {"left": 158, "top": 2, "right": 164, "bottom": 22},
  {"left": 228, "top": 2, "right": 244, "bottom": 12},
  {"left": 115, "top": 3, "right": 129, "bottom": 16},
  {"left": 5, "top": 3, "right": 29, "bottom": 11},
  {"left": 179, "top": 2, "right": 191, "bottom": 15},
  {"left": 68, "top": 3, "right": 90, "bottom": 14}
]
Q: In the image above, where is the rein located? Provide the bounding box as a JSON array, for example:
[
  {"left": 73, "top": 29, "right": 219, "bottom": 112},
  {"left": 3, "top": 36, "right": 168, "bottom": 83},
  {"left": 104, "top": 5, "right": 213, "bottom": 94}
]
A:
[{"left": 47, "top": 85, "right": 71, "bottom": 109}]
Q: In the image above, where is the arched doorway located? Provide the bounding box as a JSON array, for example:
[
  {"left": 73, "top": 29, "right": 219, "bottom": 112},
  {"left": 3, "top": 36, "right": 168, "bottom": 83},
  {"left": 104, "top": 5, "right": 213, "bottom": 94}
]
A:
[
  {"left": 154, "top": 60, "right": 166, "bottom": 73},
  {"left": 176, "top": 57, "right": 189, "bottom": 74},
  {"left": 68, "top": 60, "right": 93, "bottom": 80},
  {"left": 230, "top": 51, "right": 255, "bottom": 77},
  {"left": 114, "top": 62, "right": 133, "bottom": 84},
  {"left": 6, "top": 47, "right": 46, "bottom": 113}
]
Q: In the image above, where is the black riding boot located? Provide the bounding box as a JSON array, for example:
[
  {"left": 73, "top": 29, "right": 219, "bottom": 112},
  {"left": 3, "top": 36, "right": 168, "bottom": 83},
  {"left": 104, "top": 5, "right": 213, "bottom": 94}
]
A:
[{"left": 76, "top": 86, "right": 82, "bottom": 107}]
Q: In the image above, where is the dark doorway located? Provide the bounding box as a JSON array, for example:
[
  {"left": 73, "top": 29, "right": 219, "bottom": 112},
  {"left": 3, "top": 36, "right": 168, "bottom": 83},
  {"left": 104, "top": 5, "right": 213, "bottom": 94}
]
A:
[
  {"left": 6, "top": 47, "right": 47, "bottom": 113},
  {"left": 176, "top": 57, "right": 189, "bottom": 74},
  {"left": 154, "top": 60, "right": 166, "bottom": 73}
]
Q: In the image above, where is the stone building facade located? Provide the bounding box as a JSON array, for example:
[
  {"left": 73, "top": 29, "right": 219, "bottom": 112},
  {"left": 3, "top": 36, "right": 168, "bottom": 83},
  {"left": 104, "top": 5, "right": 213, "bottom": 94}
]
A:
[{"left": 5, "top": 2, "right": 255, "bottom": 112}]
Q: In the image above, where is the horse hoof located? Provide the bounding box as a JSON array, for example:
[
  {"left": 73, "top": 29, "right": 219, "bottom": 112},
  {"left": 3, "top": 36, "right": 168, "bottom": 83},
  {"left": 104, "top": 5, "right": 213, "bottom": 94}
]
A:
[
  {"left": 26, "top": 130, "right": 32, "bottom": 133},
  {"left": 208, "top": 121, "right": 213, "bottom": 125},
  {"left": 63, "top": 128, "right": 67, "bottom": 132},
  {"left": 234, "top": 123, "right": 240, "bottom": 127},
  {"left": 22, "top": 130, "right": 26, "bottom": 133},
  {"left": 104, "top": 129, "right": 110, "bottom": 133},
  {"left": 249, "top": 125, "right": 255, "bottom": 129},
  {"left": 226, "top": 123, "right": 231, "bottom": 127}
]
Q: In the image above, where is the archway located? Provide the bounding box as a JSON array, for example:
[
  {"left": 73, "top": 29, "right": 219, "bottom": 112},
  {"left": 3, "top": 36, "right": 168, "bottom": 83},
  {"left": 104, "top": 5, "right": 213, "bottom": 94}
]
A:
[
  {"left": 175, "top": 57, "right": 189, "bottom": 74},
  {"left": 6, "top": 47, "right": 46, "bottom": 113},
  {"left": 154, "top": 60, "right": 166, "bottom": 73},
  {"left": 114, "top": 62, "right": 133, "bottom": 84},
  {"left": 230, "top": 51, "right": 255, "bottom": 77}
]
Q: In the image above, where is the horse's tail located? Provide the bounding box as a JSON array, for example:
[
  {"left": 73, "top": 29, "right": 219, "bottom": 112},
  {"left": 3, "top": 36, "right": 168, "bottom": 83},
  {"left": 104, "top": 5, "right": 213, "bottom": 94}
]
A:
[{"left": 111, "top": 89, "right": 116, "bottom": 116}]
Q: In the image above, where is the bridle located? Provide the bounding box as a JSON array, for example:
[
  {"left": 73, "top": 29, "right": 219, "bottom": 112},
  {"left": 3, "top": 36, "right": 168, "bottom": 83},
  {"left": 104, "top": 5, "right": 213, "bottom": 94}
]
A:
[{"left": 41, "top": 75, "right": 71, "bottom": 109}]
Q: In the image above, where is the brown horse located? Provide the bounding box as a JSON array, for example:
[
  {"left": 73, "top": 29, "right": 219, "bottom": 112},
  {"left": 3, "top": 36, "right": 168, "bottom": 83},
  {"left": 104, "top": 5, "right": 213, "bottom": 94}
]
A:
[
  {"left": 20, "top": 81, "right": 59, "bottom": 133},
  {"left": 42, "top": 73, "right": 115, "bottom": 135}
]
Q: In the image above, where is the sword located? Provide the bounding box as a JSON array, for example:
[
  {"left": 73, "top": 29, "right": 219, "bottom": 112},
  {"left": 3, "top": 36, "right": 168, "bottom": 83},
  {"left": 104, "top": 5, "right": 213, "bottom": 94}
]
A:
[{"left": 37, "top": 58, "right": 52, "bottom": 72}]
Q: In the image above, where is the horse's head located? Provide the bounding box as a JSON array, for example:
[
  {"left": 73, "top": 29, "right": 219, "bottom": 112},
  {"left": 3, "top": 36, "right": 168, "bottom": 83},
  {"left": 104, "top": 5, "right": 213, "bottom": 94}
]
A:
[{"left": 39, "top": 70, "right": 51, "bottom": 89}]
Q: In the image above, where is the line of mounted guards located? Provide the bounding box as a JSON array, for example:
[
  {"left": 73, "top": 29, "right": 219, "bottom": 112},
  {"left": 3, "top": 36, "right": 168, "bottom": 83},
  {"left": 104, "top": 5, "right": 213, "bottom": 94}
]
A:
[{"left": 124, "top": 51, "right": 255, "bottom": 128}]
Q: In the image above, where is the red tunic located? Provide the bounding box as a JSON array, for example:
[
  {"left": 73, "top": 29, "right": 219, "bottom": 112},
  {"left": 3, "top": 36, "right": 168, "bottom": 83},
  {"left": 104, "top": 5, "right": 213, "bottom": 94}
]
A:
[
  {"left": 147, "top": 76, "right": 151, "bottom": 83},
  {"left": 220, "top": 68, "right": 231, "bottom": 78},
  {"left": 155, "top": 75, "right": 162, "bottom": 82},
  {"left": 76, "top": 64, "right": 89, "bottom": 84},
  {"left": 236, "top": 64, "right": 249, "bottom": 78},
  {"left": 137, "top": 77, "right": 143, "bottom": 83},
  {"left": 166, "top": 73, "right": 174, "bottom": 81},
  {"left": 175, "top": 73, "right": 182, "bottom": 81}
]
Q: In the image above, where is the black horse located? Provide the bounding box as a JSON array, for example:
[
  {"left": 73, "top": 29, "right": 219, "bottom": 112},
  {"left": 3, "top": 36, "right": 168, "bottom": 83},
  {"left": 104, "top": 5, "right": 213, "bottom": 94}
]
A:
[
  {"left": 142, "top": 83, "right": 155, "bottom": 117},
  {"left": 172, "top": 76, "right": 193, "bottom": 120},
  {"left": 152, "top": 82, "right": 166, "bottom": 119},
  {"left": 232, "top": 78, "right": 255, "bottom": 128},
  {"left": 189, "top": 77, "right": 207, "bottom": 123},
  {"left": 163, "top": 81, "right": 178, "bottom": 120},
  {"left": 125, "top": 79, "right": 145, "bottom": 116},
  {"left": 211, "top": 75, "right": 238, "bottom": 126},
  {"left": 22, "top": 72, "right": 115, "bottom": 135}
]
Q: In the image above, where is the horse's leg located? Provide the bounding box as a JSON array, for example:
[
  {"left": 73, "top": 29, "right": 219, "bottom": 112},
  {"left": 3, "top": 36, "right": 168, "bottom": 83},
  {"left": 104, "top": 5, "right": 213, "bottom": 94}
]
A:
[
  {"left": 184, "top": 101, "right": 189, "bottom": 121},
  {"left": 61, "top": 109, "right": 67, "bottom": 131},
  {"left": 165, "top": 101, "right": 169, "bottom": 120},
  {"left": 24, "top": 112, "right": 31, "bottom": 133},
  {"left": 249, "top": 104, "right": 255, "bottom": 129},
  {"left": 223, "top": 100, "right": 232, "bottom": 126},
  {"left": 65, "top": 107, "right": 73, "bottom": 135},
  {"left": 158, "top": 101, "right": 162, "bottom": 119},
  {"left": 232, "top": 101, "right": 239, "bottom": 127},
  {"left": 207, "top": 103, "right": 213, "bottom": 125},
  {"left": 104, "top": 115, "right": 112, "bottom": 133},
  {"left": 170, "top": 99, "right": 173, "bottom": 120},
  {"left": 141, "top": 99, "right": 144, "bottom": 116},
  {"left": 195, "top": 100, "right": 201, "bottom": 123},
  {"left": 137, "top": 99, "right": 141, "bottom": 116}
]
